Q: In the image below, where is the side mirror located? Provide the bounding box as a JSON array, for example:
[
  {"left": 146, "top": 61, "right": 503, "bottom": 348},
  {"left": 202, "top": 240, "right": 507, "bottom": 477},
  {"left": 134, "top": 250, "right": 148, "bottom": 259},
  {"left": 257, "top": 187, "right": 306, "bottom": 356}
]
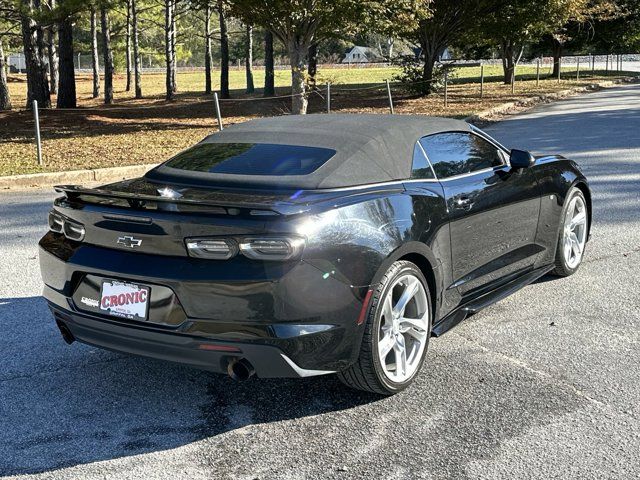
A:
[{"left": 510, "top": 149, "right": 536, "bottom": 169}]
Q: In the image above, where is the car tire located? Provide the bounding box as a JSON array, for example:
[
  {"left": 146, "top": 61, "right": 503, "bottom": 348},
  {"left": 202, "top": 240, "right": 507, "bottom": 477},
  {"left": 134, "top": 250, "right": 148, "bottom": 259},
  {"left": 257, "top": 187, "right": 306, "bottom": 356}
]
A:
[
  {"left": 338, "top": 260, "right": 432, "bottom": 395},
  {"left": 551, "top": 187, "right": 589, "bottom": 277}
]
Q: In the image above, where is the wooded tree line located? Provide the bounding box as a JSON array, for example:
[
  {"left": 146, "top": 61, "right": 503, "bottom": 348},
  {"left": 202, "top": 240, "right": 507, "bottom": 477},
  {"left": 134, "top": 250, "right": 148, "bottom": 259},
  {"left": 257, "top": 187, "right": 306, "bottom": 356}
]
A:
[{"left": 0, "top": 0, "right": 639, "bottom": 114}]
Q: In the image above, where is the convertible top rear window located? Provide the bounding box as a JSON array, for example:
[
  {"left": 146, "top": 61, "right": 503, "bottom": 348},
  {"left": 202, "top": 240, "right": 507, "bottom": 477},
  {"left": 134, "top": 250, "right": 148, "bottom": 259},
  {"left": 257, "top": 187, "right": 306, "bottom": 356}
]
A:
[{"left": 163, "top": 143, "right": 336, "bottom": 176}]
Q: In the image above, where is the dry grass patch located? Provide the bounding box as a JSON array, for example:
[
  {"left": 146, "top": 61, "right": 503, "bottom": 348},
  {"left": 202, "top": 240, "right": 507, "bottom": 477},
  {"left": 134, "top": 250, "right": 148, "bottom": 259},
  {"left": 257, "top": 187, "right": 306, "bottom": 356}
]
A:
[{"left": 0, "top": 68, "right": 635, "bottom": 176}]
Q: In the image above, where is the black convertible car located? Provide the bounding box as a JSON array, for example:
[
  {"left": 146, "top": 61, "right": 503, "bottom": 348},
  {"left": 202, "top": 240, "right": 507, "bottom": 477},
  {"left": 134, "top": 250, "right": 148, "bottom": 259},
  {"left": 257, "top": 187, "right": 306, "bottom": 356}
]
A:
[{"left": 39, "top": 114, "right": 591, "bottom": 395}]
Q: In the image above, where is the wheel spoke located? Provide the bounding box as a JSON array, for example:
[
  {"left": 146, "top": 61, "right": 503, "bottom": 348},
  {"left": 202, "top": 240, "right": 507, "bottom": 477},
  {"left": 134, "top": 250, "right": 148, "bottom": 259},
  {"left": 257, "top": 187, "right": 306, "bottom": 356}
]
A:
[
  {"left": 570, "top": 211, "right": 586, "bottom": 229},
  {"left": 398, "top": 316, "right": 426, "bottom": 332},
  {"left": 564, "top": 234, "right": 573, "bottom": 260},
  {"left": 378, "top": 332, "right": 395, "bottom": 361},
  {"left": 570, "top": 232, "right": 582, "bottom": 255},
  {"left": 381, "top": 296, "right": 393, "bottom": 325},
  {"left": 571, "top": 240, "right": 581, "bottom": 258},
  {"left": 393, "top": 336, "right": 407, "bottom": 378},
  {"left": 393, "top": 278, "right": 419, "bottom": 316},
  {"left": 404, "top": 327, "right": 427, "bottom": 341}
]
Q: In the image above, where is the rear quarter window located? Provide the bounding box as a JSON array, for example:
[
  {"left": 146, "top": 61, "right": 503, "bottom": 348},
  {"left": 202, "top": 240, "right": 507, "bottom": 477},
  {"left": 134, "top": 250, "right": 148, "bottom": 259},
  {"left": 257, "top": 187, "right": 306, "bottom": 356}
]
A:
[
  {"left": 163, "top": 143, "right": 336, "bottom": 176},
  {"left": 411, "top": 142, "right": 435, "bottom": 180}
]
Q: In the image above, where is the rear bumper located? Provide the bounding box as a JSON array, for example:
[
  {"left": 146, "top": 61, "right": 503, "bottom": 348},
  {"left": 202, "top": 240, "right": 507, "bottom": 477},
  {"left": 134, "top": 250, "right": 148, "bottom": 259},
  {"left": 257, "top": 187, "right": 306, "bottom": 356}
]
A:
[
  {"left": 48, "top": 298, "right": 333, "bottom": 378},
  {"left": 39, "top": 236, "right": 369, "bottom": 376}
]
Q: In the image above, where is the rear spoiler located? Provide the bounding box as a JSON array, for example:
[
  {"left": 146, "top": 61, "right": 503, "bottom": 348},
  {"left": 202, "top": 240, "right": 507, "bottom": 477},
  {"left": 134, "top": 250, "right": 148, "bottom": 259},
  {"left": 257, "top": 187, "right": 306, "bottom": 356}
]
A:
[{"left": 54, "top": 185, "right": 284, "bottom": 216}]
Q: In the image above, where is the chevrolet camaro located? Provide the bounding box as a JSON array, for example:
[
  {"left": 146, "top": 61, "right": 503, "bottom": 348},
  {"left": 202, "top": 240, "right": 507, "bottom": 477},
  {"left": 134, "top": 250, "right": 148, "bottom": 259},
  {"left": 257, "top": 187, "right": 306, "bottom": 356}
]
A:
[{"left": 39, "top": 114, "right": 591, "bottom": 395}]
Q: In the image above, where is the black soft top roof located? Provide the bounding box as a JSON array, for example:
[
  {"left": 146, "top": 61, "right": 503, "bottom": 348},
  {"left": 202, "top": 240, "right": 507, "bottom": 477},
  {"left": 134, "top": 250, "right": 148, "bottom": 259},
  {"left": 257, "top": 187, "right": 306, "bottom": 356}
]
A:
[{"left": 146, "top": 114, "right": 471, "bottom": 189}]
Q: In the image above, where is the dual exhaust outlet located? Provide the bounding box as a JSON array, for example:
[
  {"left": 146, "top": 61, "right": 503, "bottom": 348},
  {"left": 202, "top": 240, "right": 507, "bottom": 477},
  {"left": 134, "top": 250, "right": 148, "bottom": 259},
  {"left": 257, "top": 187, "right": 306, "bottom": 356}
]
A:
[{"left": 56, "top": 319, "right": 256, "bottom": 381}]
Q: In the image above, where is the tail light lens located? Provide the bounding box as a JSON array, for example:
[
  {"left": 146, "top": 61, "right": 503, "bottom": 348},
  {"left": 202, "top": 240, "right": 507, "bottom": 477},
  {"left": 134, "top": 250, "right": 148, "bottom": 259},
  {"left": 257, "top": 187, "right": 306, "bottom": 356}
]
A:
[
  {"left": 48, "top": 211, "right": 85, "bottom": 242},
  {"left": 239, "top": 237, "right": 305, "bottom": 261},
  {"left": 63, "top": 221, "right": 85, "bottom": 241},
  {"left": 48, "top": 211, "right": 64, "bottom": 233},
  {"left": 186, "top": 239, "right": 238, "bottom": 260},
  {"left": 185, "top": 236, "right": 304, "bottom": 261}
]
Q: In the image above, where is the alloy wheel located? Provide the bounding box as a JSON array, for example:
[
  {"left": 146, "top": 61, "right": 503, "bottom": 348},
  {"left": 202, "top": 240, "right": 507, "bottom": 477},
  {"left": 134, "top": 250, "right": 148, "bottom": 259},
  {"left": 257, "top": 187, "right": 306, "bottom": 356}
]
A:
[
  {"left": 563, "top": 195, "right": 588, "bottom": 269},
  {"left": 377, "top": 274, "right": 430, "bottom": 383}
]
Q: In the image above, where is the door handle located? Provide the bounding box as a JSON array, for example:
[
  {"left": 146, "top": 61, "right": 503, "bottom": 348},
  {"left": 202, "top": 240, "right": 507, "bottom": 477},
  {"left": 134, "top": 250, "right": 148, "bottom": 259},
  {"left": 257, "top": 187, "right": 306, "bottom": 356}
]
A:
[{"left": 454, "top": 197, "right": 473, "bottom": 210}]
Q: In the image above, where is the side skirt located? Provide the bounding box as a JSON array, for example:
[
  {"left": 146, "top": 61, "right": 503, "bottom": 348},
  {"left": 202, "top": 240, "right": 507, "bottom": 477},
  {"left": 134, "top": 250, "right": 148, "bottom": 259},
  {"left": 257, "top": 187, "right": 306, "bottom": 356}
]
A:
[{"left": 431, "top": 264, "right": 554, "bottom": 337}]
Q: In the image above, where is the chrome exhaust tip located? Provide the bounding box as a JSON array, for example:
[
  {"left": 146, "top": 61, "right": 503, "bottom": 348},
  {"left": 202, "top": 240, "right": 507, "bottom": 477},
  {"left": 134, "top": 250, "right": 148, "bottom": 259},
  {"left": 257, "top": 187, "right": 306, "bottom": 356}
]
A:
[{"left": 227, "top": 358, "right": 255, "bottom": 381}]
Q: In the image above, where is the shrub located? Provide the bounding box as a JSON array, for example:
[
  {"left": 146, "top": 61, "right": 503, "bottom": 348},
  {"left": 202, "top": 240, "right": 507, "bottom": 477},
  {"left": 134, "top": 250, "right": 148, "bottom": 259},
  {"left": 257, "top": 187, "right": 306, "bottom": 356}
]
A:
[{"left": 392, "top": 55, "right": 455, "bottom": 95}]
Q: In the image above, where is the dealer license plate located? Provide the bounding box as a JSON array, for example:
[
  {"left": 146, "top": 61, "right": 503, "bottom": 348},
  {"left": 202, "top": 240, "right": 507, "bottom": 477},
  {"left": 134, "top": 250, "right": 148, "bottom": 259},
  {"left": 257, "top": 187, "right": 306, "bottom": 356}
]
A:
[{"left": 100, "top": 280, "right": 150, "bottom": 320}]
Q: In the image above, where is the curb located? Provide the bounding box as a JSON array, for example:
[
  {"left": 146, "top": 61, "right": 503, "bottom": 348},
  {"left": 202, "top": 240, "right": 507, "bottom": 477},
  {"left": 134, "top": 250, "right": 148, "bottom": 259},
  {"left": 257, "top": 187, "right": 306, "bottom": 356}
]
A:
[
  {"left": 465, "top": 77, "right": 638, "bottom": 125},
  {"left": 0, "top": 163, "right": 159, "bottom": 191}
]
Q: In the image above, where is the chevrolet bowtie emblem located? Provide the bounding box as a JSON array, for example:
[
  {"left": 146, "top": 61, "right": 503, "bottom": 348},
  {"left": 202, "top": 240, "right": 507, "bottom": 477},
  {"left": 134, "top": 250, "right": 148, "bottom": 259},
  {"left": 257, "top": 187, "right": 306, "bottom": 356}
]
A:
[{"left": 117, "top": 235, "right": 143, "bottom": 248}]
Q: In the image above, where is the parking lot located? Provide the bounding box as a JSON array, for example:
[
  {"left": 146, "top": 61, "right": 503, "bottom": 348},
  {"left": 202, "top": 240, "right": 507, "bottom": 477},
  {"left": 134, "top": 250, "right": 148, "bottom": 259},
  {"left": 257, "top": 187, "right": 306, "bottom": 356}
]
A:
[{"left": 1, "top": 84, "right": 639, "bottom": 479}]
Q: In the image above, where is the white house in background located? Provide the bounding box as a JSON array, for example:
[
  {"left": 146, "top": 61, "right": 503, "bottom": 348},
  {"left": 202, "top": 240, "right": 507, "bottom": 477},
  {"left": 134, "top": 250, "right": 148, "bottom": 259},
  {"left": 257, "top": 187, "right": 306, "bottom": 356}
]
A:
[
  {"left": 343, "top": 46, "right": 381, "bottom": 64},
  {"left": 8, "top": 53, "right": 27, "bottom": 73}
]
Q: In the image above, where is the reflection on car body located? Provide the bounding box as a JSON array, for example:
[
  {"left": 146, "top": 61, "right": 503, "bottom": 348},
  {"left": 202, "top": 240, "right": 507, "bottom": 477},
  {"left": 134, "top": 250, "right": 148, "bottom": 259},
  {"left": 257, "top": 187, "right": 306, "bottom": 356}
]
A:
[{"left": 39, "top": 114, "right": 591, "bottom": 395}]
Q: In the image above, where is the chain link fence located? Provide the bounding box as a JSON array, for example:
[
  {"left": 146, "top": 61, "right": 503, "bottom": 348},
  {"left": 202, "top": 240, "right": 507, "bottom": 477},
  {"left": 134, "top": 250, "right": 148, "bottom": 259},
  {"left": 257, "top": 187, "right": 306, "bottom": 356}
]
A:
[{"left": 7, "top": 52, "right": 640, "bottom": 75}]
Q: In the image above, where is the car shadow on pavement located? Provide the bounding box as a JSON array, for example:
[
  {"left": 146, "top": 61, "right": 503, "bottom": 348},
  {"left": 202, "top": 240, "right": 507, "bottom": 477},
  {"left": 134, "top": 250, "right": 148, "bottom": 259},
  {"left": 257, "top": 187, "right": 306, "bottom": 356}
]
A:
[
  {"left": 0, "top": 296, "right": 378, "bottom": 476},
  {"left": 1, "top": 295, "right": 602, "bottom": 478}
]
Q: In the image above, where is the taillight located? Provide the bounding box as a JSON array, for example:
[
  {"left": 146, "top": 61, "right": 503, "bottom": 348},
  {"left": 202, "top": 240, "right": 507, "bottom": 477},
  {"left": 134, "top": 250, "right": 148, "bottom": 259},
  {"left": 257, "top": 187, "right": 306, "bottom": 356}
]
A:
[
  {"left": 186, "top": 239, "right": 238, "bottom": 260},
  {"left": 48, "top": 211, "right": 85, "bottom": 242},
  {"left": 48, "top": 211, "right": 64, "bottom": 233},
  {"left": 63, "top": 221, "right": 85, "bottom": 241},
  {"left": 185, "top": 236, "right": 305, "bottom": 261},
  {"left": 239, "top": 237, "right": 304, "bottom": 261}
]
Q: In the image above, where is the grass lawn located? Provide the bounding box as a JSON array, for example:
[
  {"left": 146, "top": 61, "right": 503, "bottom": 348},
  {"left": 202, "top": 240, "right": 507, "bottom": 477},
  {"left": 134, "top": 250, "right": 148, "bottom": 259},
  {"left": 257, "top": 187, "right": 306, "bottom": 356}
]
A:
[{"left": 0, "top": 65, "right": 634, "bottom": 177}]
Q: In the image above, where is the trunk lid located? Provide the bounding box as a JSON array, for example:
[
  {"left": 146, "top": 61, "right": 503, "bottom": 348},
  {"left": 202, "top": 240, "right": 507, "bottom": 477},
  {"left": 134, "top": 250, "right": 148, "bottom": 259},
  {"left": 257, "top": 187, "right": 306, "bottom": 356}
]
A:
[{"left": 53, "top": 178, "right": 307, "bottom": 257}]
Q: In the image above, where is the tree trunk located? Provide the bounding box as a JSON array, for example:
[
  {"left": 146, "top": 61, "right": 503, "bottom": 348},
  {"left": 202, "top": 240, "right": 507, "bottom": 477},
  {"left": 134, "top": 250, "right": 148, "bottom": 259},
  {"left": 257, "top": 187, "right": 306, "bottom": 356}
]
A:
[
  {"left": 218, "top": 0, "right": 229, "bottom": 98},
  {"left": 46, "top": 29, "right": 58, "bottom": 94},
  {"left": 91, "top": 7, "right": 100, "bottom": 98},
  {"left": 288, "top": 39, "right": 308, "bottom": 114},
  {"left": 35, "top": 17, "right": 49, "bottom": 89},
  {"left": 47, "top": 31, "right": 58, "bottom": 94},
  {"left": 501, "top": 48, "right": 512, "bottom": 85},
  {"left": 46, "top": 0, "right": 58, "bottom": 94},
  {"left": 263, "top": 30, "right": 274, "bottom": 97},
  {"left": 245, "top": 24, "right": 254, "bottom": 93},
  {"left": 500, "top": 40, "right": 522, "bottom": 85},
  {"left": 417, "top": 25, "right": 445, "bottom": 96},
  {"left": 21, "top": 0, "right": 51, "bottom": 109},
  {"left": 56, "top": 16, "right": 76, "bottom": 108},
  {"left": 307, "top": 42, "right": 318, "bottom": 91},
  {"left": 171, "top": 0, "right": 177, "bottom": 93},
  {"left": 0, "top": 38, "right": 12, "bottom": 110},
  {"left": 421, "top": 54, "right": 437, "bottom": 95},
  {"left": 418, "top": 34, "right": 442, "bottom": 96},
  {"left": 204, "top": 1, "right": 212, "bottom": 94},
  {"left": 101, "top": 7, "right": 114, "bottom": 104},
  {"left": 551, "top": 38, "right": 562, "bottom": 78},
  {"left": 125, "top": 0, "right": 132, "bottom": 92},
  {"left": 165, "top": 0, "right": 176, "bottom": 100},
  {"left": 132, "top": 0, "right": 142, "bottom": 98}
]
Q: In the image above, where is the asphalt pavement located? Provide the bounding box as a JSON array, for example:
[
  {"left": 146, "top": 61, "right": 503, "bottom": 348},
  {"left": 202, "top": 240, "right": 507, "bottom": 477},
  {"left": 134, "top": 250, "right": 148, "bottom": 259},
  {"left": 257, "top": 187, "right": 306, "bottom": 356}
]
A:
[{"left": 1, "top": 84, "right": 639, "bottom": 479}]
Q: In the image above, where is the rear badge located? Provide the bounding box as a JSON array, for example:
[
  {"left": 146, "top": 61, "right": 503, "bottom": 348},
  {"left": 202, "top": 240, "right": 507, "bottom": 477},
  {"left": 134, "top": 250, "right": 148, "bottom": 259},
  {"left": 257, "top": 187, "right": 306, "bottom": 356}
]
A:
[
  {"left": 80, "top": 297, "right": 99, "bottom": 308},
  {"left": 117, "top": 235, "right": 143, "bottom": 248}
]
